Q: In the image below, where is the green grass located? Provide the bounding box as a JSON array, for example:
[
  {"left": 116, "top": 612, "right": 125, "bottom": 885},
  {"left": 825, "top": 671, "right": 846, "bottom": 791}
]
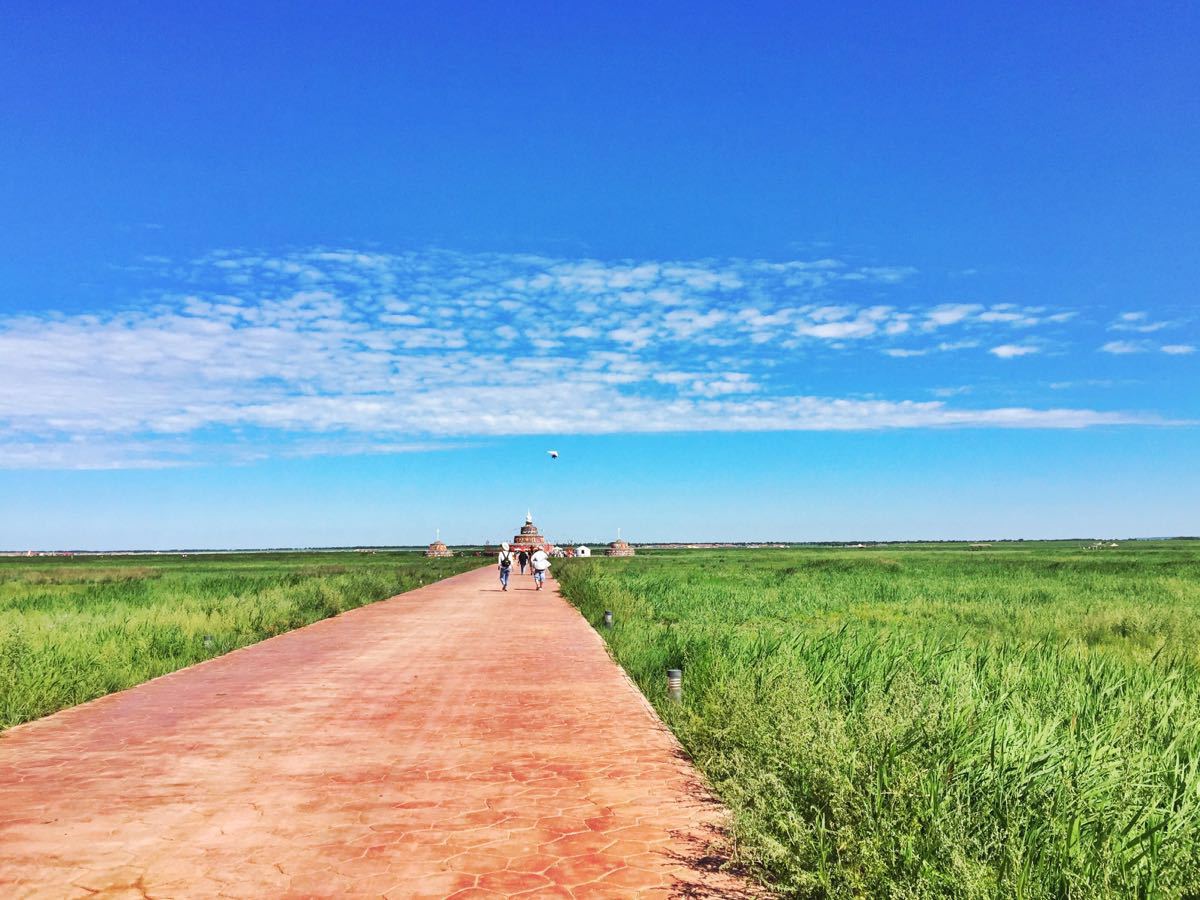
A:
[
  {"left": 556, "top": 542, "right": 1200, "bottom": 898},
  {"left": 0, "top": 550, "right": 484, "bottom": 729}
]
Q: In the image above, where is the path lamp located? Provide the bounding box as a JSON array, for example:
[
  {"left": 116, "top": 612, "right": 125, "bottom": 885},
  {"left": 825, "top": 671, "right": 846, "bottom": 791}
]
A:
[
  {"left": 667, "top": 669, "right": 683, "bottom": 703},
  {"left": 603, "top": 610, "right": 614, "bottom": 628}
]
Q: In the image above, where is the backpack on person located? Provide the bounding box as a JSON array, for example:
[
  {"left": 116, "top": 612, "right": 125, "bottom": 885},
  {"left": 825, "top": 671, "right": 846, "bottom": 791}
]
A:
[{"left": 499, "top": 552, "right": 512, "bottom": 570}]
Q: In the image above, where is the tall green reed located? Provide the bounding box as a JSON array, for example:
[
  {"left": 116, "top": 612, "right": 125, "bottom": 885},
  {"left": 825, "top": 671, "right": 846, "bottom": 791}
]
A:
[{"left": 558, "top": 544, "right": 1200, "bottom": 897}]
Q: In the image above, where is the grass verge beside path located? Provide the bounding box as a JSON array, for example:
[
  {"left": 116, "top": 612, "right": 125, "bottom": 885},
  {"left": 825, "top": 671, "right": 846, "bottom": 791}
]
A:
[
  {"left": 1, "top": 551, "right": 484, "bottom": 729},
  {"left": 556, "top": 542, "right": 1200, "bottom": 899}
]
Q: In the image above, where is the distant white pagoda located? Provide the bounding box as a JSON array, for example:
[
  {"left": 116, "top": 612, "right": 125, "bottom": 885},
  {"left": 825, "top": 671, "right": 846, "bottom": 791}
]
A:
[{"left": 510, "top": 511, "right": 549, "bottom": 551}]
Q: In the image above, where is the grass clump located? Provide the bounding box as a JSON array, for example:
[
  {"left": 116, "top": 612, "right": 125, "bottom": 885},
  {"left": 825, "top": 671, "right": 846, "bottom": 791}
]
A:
[
  {"left": 556, "top": 542, "right": 1200, "bottom": 898},
  {"left": 0, "top": 551, "right": 483, "bottom": 729}
]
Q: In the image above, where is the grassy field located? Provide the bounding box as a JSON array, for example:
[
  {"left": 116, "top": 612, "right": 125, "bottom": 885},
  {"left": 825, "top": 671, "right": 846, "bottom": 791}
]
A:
[
  {"left": 0, "top": 551, "right": 484, "bottom": 729},
  {"left": 557, "top": 542, "right": 1200, "bottom": 898}
]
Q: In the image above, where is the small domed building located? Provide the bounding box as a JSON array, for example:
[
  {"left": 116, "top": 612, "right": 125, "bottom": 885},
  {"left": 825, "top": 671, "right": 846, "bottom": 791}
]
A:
[
  {"left": 425, "top": 531, "right": 453, "bottom": 557},
  {"left": 606, "top": 530, "right": 635, "bottom": 557}
]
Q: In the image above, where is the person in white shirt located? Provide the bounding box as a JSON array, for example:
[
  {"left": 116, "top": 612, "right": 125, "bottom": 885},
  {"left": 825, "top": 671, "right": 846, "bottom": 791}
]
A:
[
  {"left": 529, "top": 547, "right": 551, "bottom": 590},
  {"left": 497, "top": 542, "right": 513, "bottom": 591}
]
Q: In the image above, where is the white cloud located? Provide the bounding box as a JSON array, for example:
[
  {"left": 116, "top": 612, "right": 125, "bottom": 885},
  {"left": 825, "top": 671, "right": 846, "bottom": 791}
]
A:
[
  {"left": 0, "top": 247, "right": 1178, "bottom": 469},
  {"left": 989, "top": 344, "right": 1040, "bottom": 358},
  {"left": 662, "top": 308, "right": 727, "bottom": 339},
  {"left": 856, "top": 266, "right": 918, "bottom": 283},
  {"left": 924, "top": 304, "right": 983, "bottom": 328},
  {"left": 1110, "top": 311, "right": 1172, "bottom": 333},
  {"left": 810, "top": 305, "right": 853, "bottom": 322},
  {"left": 937, "top": 341, "right": 979, "bottom": 352},
  {"left": 978, "top": 310, "right": 1038, "bottom": 326},
  {"left": 796, "top": 318, "right": 878, "bottom": 339},
  {"left": 1162, "top": 344, "right": 1195, "bottom": 355},
  {"left": 609, "top": 323, "right": 657, "bottom": 348},
  {"left": 685, "top": 372, "right": 759, "bottom": 398},
  {"left": 920, "top": 303, "right": 1069, "bottom": 333},
  {"left": 1100, "top": 340, "right": 1148, "bottom": 355}
]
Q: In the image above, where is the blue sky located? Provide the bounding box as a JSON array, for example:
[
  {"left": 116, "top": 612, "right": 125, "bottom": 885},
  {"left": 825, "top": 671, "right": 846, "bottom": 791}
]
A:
[{"left": 1, "top": 1, "right": 1197, "bottom": 547}]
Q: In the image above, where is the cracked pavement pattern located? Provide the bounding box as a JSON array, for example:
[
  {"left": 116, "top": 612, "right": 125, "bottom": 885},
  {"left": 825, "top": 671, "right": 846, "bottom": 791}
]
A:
[{"left": 0, "top": 565, "right": 761, "bottom": 898}]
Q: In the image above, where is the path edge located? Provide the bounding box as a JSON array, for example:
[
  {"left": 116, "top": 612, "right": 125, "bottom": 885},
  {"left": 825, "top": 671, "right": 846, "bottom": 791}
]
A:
[{"left": 547, "top": 574, "right": 765, "bottom": 895}]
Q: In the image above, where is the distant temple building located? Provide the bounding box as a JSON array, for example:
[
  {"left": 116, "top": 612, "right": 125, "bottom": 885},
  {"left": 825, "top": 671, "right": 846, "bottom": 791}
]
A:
[
  {"left": 426, "top": 529, "right": 453, "bottom": 558},
  {"left": 606, "top": 529, "right": 635, "bottom": 557},
  {"left": 511, "top": 511, "right": 551, "bottom": 552}
]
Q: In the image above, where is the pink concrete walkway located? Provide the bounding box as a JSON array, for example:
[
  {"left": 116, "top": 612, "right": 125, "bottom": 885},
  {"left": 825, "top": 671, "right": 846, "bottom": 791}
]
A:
[{"left": 0, "top": 566, "right": 759, "bottom": 899}]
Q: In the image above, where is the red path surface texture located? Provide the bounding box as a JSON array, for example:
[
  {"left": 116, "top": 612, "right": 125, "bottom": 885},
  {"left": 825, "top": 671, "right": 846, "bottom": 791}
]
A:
[{"left": 1, "top": 566, "right": 759, "bottom": 898}]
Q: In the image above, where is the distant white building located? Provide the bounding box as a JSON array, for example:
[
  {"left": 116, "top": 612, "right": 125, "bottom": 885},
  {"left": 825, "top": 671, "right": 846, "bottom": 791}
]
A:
[{"left": 575, "top": 545, "right": 591, "bottom": 557}]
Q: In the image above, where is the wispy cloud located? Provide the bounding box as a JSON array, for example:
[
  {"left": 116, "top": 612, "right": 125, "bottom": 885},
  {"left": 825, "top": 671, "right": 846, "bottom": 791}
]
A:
[
  {"left": 989, "top": 344, "right": 1040, "bottom": 359},
  {"left": 1110, "top": 311, "right": 1174, "bottom": 333},
  {"left": 1101, "top": 336, "right": 1196, "bottom": 355},
  {"left": 1100, "top": 340, "right": 1148, "bottom": 355},
  {"left": 0, "top": 248, "right": 1185, "bottom": 468},
  {"left": 924, "top": 303, "right": 982, "bottom": 328}
]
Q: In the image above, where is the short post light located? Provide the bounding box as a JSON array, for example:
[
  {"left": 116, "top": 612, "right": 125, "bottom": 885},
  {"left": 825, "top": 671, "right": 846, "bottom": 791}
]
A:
[
  {"left": 603, "top": 610, "right": 614, "bottom": 628},
  {"left": 667, "top": 668, "right": 683, "bottom": 703}
]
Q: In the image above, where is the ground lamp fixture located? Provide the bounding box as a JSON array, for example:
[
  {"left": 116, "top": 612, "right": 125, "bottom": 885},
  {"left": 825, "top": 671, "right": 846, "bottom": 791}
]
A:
[{"left": 667, "top": 668, "right": 682, "bottom": 703}]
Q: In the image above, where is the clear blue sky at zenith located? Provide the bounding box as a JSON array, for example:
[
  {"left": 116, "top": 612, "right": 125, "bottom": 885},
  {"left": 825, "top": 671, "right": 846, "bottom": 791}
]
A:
[{"left": 1, "top": 1, "right": 1197, "bottom": 548}]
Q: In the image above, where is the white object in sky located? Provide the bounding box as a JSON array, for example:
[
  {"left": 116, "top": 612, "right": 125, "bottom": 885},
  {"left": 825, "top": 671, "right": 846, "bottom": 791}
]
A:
[{"left": 547, "top": 450, "right": 559, "bottom": 459}]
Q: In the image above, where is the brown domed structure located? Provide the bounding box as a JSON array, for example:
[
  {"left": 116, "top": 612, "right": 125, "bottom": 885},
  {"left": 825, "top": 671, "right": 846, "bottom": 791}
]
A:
[
  {"left": 425, "top": 531, "right": 453, "bottom": 557},
  {"left": 606, "top": 531, "right": 635, "bottom": 557},
  {"left": 510, "top": 511, "right": 550, "bottom": 552}
]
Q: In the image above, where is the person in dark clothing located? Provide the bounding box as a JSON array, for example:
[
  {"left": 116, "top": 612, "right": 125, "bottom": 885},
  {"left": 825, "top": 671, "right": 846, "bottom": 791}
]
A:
[{"left": 517, "top": 549, "right": 529, "bottom": 575}]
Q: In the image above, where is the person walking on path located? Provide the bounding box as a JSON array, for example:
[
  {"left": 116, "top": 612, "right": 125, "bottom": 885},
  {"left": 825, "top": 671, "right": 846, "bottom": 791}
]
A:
[
  {"left": 530, "top": 546, "right": 551, "bottom": 590},
  {"left": 517, "top": 549, "right": 529, "bottom": 575},
  {"left": 497, "top": 542, "right": 513, "bottom": 591}
]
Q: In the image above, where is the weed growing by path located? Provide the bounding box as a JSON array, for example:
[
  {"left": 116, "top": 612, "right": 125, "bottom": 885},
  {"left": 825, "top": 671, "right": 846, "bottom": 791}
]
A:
[
  {"left": 557, "top": 542, "right": 1200, "bottom": 898},
  {"left": 0, "top": 552, "right": 483, "bottom": 729}
]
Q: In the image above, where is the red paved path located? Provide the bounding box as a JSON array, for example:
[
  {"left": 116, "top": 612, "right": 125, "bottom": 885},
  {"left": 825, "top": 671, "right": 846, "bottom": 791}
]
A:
[{"left": 1, "top": 566, "right": 758, "bottom": 899}]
